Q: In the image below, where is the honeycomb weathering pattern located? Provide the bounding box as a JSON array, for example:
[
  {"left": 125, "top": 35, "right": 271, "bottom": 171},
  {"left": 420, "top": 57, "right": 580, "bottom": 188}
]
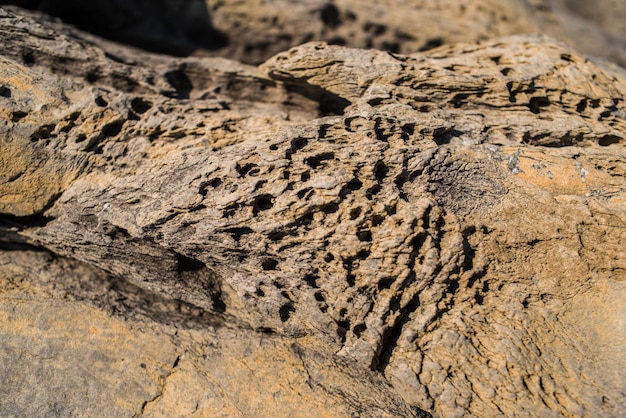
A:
[{"left": 1, "top": 8, "right": 625, "bottom": 417}]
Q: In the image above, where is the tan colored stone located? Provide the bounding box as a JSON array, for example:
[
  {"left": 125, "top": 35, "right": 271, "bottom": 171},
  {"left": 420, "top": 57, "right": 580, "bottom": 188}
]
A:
[
  {"left": 1, "top": 5, "right": 625, "bottom": 417},
  {"left": 5, "top": 0, "right": 626, "bottom": 66}
]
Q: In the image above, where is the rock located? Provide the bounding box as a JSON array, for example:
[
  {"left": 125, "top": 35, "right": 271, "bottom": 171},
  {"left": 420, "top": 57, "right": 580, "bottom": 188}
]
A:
[
  {"left": 1, "top": 5, "right": 626, "bottom": 418},
  {"left": 0, "top": 250, "right": 418, "bottom": 417},
  {"left": 552, "top": 0, "right": 626, "bottom": 66},
  {"left": 5, "top": 0, "right": 626, "bottom": 66}
]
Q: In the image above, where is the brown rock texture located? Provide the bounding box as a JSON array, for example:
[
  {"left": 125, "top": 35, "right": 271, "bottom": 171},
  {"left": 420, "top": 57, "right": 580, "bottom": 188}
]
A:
[
  {"left": 1, "top": 4, "right": 625, "bottom": 418},
  {"left": 5, "top": 0, "right": 626, "bottom": 65}
]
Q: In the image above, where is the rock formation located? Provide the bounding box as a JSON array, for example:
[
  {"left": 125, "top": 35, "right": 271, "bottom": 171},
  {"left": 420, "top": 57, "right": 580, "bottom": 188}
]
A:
[
  {"left": 1, "top": 4, "right": 625, "bottom": 417},
  {"left": 5, "top": 0, "right": 626, "bottom": 66}
]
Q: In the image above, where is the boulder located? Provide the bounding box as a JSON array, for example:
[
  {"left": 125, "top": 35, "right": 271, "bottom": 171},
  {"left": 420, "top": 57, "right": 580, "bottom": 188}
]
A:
[{"left": 1, "top": 5, "right": 625, "bottom": 417}]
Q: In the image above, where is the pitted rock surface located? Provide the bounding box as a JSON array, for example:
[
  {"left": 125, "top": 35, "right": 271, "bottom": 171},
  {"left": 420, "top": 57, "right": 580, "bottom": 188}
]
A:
[
  {"left": 5, "top": 0, "right": 626, "bottom": 66},
  {"left": 1, "top": 6, "right": 625, "bottom": 418}
]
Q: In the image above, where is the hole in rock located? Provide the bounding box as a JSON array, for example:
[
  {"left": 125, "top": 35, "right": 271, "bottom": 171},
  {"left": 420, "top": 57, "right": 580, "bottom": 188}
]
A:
[
  {"left": 209, "top": 178, "right": 223, "bottom": 188},
  {"left": 262, "top": 258, "right": 279, "bottom": 271},
  {"left": 291, "top": 136, "right": 308, "bottom": 151},
  {"left": 401, "top": 123, "right": 415, "bottom": 138},
  {"left": 165, "top": 69, "right": 192, "bottom": 99},
  {"left": 528, "top": 96, "right": 550, "bottom": 114},
  {"left": 236, "top": 162, "right": 259, "bottom": 177},
  {"left": 322, "top": 203, "right": 339, "bottom": 214},
  {"left": 357, "top": 230, "right": 373, "bottom": 242},
  {"left": 175, "top": 253, "right": 205, "bottom": 273},
  {"left": 295, "top": 212, "right": 314, "bottom": 227},
  {"left": 297, "top": 188, "right": 312, "bottom": 199},
  {"left": 305, "top": 152, "right": 335, "bottom": 169},
  {"left": 100, "top": 120, "right": 125, "bottom": 138},
  {"left": 279, "top": 304, "right": 295, "bottom": 322},
  {"left": 130, "top": 97, "right": 153, "bottom": 114},
  {"left": 211, "top": 292, "right": 226, "bottom": 313},
  {"left": 347, "top": 274, "right": 356, "bottom": 286},
  {"left": 304, "top": 274, "right": 319, "bottom": 288},
  {"left": 12, "top": 111, "right": 28, "bottom": 122},
  {"left": 451, "top": 93, "right": 470, "bottom": 108},
  {"left": 378, "top": 277, "right": 395, "bottom": 290},
  {"left": 223, "top": 227, "right": 253, "bottom": 242},
  {"left": 347, "top": 178, "right": 363, "bottom": 190},
  {"left": 356, "top": 249, "right": 370, "bottom": 259},
  {"left": 95, "top": 96, "right": 108, "bottom": 107},
  {"left": 253, "top": 194, "right": 274, "bottom": 214},
  {"left": 353, "top": 323, "right": 367, "bottom": 337},
  {"left": 30, "top": 124, "right": 56, "bottom": 142},
  {"left": 22, "top": 51, "right": 35, "bottom": 65},
  {"left": 268, "top": 230, "right": 288, "bottom": 241},
  {"left": 349, "top": 207, "right": 362, "bottom": 220},
  {"left": 320, "top": 4, "right": 341, "bottom": 28},
  {"left": 366, "top": 185, "right": 381, "bottom": 199},
  {"left": 599, "top": 134, "right": 621, "bottom": 146},
  {"left": 474, "top": 292, "right": 484, "bottom": 305},
  {"left": 86, "top": 71, "right": 100, "bottom": 83},
  {"left": 337, "top": 320, "right": 350, "bottom": 342}
]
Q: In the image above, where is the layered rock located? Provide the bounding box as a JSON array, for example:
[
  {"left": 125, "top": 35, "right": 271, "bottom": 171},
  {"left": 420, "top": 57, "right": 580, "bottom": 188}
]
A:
[{"left": 1, "top": 6, "right": 625, "bottom": 417}]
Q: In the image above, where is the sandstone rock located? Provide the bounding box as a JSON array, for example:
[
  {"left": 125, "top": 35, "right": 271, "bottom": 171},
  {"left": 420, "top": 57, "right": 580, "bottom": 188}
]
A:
[
  {"left": 1, "top": 6, "right": 625, "bottom": 417},
  {"left": 5, "top": 0, "right": 626, "bottom": 66},
  {"left": 0, "top": 250, "right": 418, "bottom": 417}
]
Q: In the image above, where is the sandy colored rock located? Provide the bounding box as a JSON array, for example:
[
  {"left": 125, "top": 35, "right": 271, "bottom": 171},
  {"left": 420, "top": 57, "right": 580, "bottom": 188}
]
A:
[
  {"left": 5, "top": 0, "right": 626, "bottom": 66},
  {"left": 0, "top": 251, "right": 416, "bottom": 417},
  {"left": 1, "top": 5, "right": 626, "bottom": 418}
]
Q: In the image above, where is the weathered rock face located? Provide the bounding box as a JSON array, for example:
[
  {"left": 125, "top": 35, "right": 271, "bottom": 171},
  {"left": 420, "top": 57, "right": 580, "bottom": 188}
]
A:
[
  {"left": 5, "top": 0, "right": 626, "bottom": 66},
  {"left": 1, "top": 251, "right": 419, "bottom": 417},
  {"left": 1, "top": 5, "right": 626, "bottom": 418}
]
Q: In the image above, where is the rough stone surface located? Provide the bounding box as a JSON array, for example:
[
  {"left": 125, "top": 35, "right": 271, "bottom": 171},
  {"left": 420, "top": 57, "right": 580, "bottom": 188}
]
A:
[
  {"left": 1, "top": 5, "right": 626, "bottom": 418},
  {"left": 4, "top": 0, "right": 626, "bottom": 66}
]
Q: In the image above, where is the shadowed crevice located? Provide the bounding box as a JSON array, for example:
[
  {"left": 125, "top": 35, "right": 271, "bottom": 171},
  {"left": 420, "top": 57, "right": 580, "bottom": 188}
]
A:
[{"left": 3, "top": 0, "right": 229, "bottom": 55}]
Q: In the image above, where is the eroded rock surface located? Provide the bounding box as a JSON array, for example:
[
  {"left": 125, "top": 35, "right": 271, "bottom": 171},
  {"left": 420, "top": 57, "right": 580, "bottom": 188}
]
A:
[
  {"left": 5, "top": 0, "right": 626, "bottom": 66},
  {"left": 1, "top": 6, "right": 625, "bottom": 418}
]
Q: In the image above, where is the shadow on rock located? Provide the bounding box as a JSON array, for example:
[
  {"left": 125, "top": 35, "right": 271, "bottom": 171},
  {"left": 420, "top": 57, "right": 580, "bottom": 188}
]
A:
[{"left": 4, "top": 0, "right": 229, "bottom": 55}]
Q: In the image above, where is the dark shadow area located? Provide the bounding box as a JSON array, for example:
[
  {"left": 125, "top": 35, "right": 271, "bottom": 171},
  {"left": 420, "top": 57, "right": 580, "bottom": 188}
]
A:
[
  {"left": 0, "top": 242, "right": 227, "bottom": 330},
  {"left": 1, "top": 0, "right": 229, "bottom": 56},
  {"left": 283, "top": 82, "right": 351, "bottom": 116}
]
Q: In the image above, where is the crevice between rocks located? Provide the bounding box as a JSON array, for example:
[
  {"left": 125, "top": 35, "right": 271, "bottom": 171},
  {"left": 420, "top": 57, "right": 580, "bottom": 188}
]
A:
[{"left": 0, "top": 213, "right": 54, "bottom": 250}]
